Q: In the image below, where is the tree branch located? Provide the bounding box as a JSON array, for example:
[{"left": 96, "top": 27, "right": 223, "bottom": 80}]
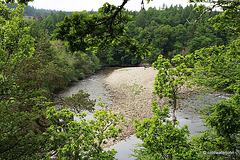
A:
[{"left": 96, "top": 0, "right": 128, "bottom": 26}]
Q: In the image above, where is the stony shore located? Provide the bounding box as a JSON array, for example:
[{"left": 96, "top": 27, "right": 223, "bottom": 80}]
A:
[{"left": 103, "top": 67, "right": 198, "bottom": 146}]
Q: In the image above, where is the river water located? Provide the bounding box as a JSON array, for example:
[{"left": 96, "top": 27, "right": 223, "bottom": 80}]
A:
[
  {"left": 56, "top": 69, "right": 113, "bottom": 120},
  {"left": 55, "top": 68, "right": 232, "bottom": 160}
]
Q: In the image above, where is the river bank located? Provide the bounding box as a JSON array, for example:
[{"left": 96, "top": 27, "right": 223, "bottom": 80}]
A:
[{"left": 104, "top": 67, "right": 199, "bottom": 146}]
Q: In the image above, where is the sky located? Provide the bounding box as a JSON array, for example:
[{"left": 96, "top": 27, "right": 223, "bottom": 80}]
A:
[{"left": 28, "top": 0, "right": 192, "bottom": 12}]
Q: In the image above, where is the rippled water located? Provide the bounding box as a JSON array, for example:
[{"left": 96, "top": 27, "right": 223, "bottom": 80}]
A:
[{"left": 55, "top": 68, "right": 232, "bottom": 160}]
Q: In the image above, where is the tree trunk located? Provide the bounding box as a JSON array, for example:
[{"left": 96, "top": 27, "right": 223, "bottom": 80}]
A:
[{"left": 172, "top": 93, "right": 177, "bottom": 126}]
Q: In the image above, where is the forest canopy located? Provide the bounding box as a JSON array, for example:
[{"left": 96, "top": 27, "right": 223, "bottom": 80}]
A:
[{"left": 0, "top": 0, "right": 239, "bottom": 159}]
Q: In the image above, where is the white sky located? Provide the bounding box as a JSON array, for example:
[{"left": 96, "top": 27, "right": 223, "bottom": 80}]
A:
[{"left": 28, "top": 0, "right": 192, "bottom": 12}]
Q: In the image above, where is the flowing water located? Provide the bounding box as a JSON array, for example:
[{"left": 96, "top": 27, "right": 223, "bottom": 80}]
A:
[{"left": 55, "top": 68, "right": 232, "bottom": 160}]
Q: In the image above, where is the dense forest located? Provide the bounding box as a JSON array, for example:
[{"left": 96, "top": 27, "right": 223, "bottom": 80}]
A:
[
  {"left": 0, "top": 0, "right": 239, "bottom": 159},
  {"left": 5, "top": 2, "right": 232, "bottom": 93}
]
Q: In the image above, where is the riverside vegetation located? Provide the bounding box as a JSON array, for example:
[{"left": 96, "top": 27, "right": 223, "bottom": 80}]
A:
[{"left": 0, "top": 0, "right": 239, "bottom": 159}]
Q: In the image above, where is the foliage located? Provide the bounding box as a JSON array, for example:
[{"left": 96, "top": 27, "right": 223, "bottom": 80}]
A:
[
  {"left": 57, "top": 90, "right": 96, "bottom": 114},
  {"left": 0, "top": 81, "right": 51, "bottom": 159},
  {"left": 54, "top": 3, "right": 132, "bottom": 53},
  {"left": 123, "top": 4, "right": 224, "bottom": 61},
  {"left": 0, "top": 3, "right": 104, "bottom": 159},
  {"left": 189, "top": 0, "right": 240, "bottom": 32},
  {"left": 0, "top": 7, "right": 49, "bottom": 159},
  {"left": 73, "top": 51, "right": 101, "bottom": 79},
  {"left": 0, "top": 6, "right": 48, "bottom": 160},
  {"left": 188, "top": 36, "right": 213, "bottom": 53},
  {"left": 153, "top": 54, "right": 193, "bottom": 126},
  {"left": 133, "top": 102, "right": 198, "bottom": 160},
  {"left": 98, "top": 35, "right": 151, "bottom": 66},
  {"left": 11, "top": 19, "right": 73, "bottom": 93},
  {"left": 188, "top": 2, "right": 240, "bottom": 159},
  {"left": 1, "top": 0, "right": 240, "bottom": 159},
  {"left": 0, "top": 3, "right": 34, "bottom": 82},
  {"left": 40, "top": 11, "right": 67, "bottom": 35},
  {"left": 191, "top": 95, "right": 240, "bottom": 159},
  {"left": 6, "top": 3, "right": 71, "bottom": 17},
  {"left": 193, "top": 37, "right": 240, "bottom": 94},
  {"left": 15, "top": 53, "right": 71, "bottom": 93},
  {"left": 2, "top": 0, "right": 33, "bottom": 5},
  {"left": 0, "top": 81, "right": 125, "bottom": 160},
  {"left": 14, "top": 19, "right": 101, "bottom": 93},
  {"left": 27, "top": 20, "right": 53, "bottom": 54},
  {"left": 44, "top": 107, "right": 125, "bottom": 159},
  {"left": 9, "top": 3, "right": 231, "bottom": 65},
  {"left": 98, "top": 2, "right": 224, "bottom": 66}
]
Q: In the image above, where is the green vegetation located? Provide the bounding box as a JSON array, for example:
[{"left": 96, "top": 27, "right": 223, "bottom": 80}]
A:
[
  {"left": 1, "top": 0, "right": 240, "bottom": 159},
  {"left": 193, "top": 39, "right": 240, "bottom": 94},
  {"left": 132, "top": 0, "right": 240, "bottom": 159},
  {"left": 0, "top": 1, "right": 125, "bottom": 159},
  {"left": 57, "top": 90, "right": 96, "bottom": 114},
  {"left": 133, "top": 102, "right": 198, "bottom": 159},
  {"left": 7, "top": 1, "right": 233, "bottom": 67},
  {"left": 44, "top": 106, "right": 125, "bottom": 159},
  {"left": 153, "top": 54, "right": 193, "bottom": 126}
]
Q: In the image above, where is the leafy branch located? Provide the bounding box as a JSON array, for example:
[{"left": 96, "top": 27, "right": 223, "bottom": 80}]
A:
[{"left": 153, "top": 54, "right": 193, "bottom": 126}]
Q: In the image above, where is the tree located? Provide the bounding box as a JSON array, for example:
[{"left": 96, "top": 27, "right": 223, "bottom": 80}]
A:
[
  {"left": 173, "top": 24, "right": 187, "bottom": 45},
  {"left": 152, "top": 25, "right": 174, "bottom": 57},
  {"left": 191, "top": 36, "right": 240, "bottom": 160},
  {"left": 189, "top": 0, "right": 240, "bottom": 32},
  {"left": 2, "top": 0, "right": 33, "bottom": 5},
  {"left": 57, "top": 10, "right": 67, "bottom": 22},
  {"left": 0, "top": 82, "right": 51, "bottom": 159},
  {"left": 188, "top": 35, "right": 213, "bottom": 53},
  {"left": 56, "top": 90, "right": 96, "bottom": 114},
  {"left": 153, "top": 54, "right": 193, "bottom": 126},
  {"left": 172, "top": 24, "right": 187, "bottom": 56},
  {"left": 0, "top": 4, "right": 51, "bottom": 159},
  {"left": 135, "top": 9, "right": 148, "bottom": 28},
  {"left": 0, "top": 3, "right": 34, "bottom": 82},
  {"left": 40, "top": 14, "right": 57, "bottom": 34},
  {"left": 1, "top": 1, "right": 129, "bottom": 159},
  {"left": 39, "top": 11, "right": 67, "bottom": 35},
  {"left": 54, "top": 2, "right": 132, "bottom": 53},
  {"left": 44, "top": 106, "right": 125, "bottom": 159},
  {"left": 133, "top": 102, "right": 198, "bottom": 159},
  {"left": 191, "top": 95, "right": 240, "bottom": 160},
  {"left": 188, "top": 1, "right": 240, "bottom": 159},
  {"left": 193, "top": 37, "right": 240, "bottom": 94}
]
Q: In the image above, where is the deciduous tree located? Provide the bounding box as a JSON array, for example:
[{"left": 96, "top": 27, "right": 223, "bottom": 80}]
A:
[
  {"left": 0, "top": 3, "right": 34, "bottom": 82},
  {"left": 153, "top": 54, "right": 193, "bottom": 126},
  {"left": 44, "top": 106, "right": 125, "bottom": 159},
  {"left": 133, "top": 102, "right": 198, "bottom": 159}
]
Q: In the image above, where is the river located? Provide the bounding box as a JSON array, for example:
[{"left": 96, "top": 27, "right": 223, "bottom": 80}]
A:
[{"left": 55, "top": 68, "right": 232, "bottom": 160}]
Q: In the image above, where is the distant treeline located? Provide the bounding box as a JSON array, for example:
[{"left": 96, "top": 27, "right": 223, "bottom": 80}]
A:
[
  {"left": 7, "top": 3, "right": 234, "bottom": 67},
  {"left": 99, "top": 4, "right": 233, "bottom": 66},
  {"left": 6, "top": 3, "right": 235, "bottom": 67}
]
